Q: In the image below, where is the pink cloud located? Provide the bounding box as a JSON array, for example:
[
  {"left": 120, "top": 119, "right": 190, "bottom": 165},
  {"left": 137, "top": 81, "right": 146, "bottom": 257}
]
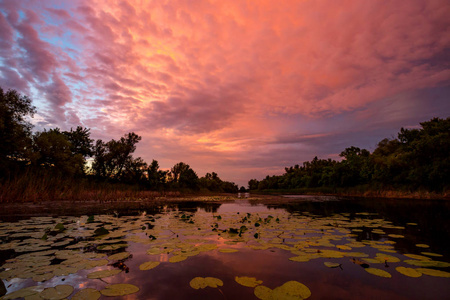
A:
[{"left": 1, "top": 0, "right": 449, "bottom": 185}]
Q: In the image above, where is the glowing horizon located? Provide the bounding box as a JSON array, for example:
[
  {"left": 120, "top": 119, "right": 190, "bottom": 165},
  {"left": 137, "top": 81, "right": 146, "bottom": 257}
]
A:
[{"left": 1, "top": 0, "right": 449, "bottom": 186}]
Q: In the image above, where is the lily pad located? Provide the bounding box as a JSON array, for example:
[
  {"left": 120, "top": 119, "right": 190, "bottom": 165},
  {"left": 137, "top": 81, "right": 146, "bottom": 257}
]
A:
[
  {"left": 169, "top": 255, "right": 188, "bottom": 263},
  {"left": 100, "top": 284, "right": 140, "bottom": 296},
  {"left": 219, "top": 248, "right": 239, "bottom": 253},
  {"left": 72, "top": 288, "right": 101, "bottom": 300},
  {"left": 1, "top": 286, "right": 42, "bottom": 300},
  {"left": 417, "top": 268, "right": 450, "bottom": 278},
  {"left": 235, "top": 276, "right": 263, "bottom": 287},
  {"left": 205, "top": 277, "right": 224, "bottom": 288},
  {"left": 87, "top": 269, "right": 122, "bottom": 279},
  {"left": 272, "top": 281, "right": 311, "bottom": 299},
  {"left": 189, "top": 277, "right": 223, "bottom": 289},
  {"left": 324, "top": 262, "right": 341, "bottom": 268},
  {"left": 139, "top": 261, "right": 160, "bottom": 270},
  {"left": 395, "top": 267, "right": 422, "bottom": 278},
  {"left": 108, "top": 252, "right": 131, "bottom": 261},
  {"left": 40, "top": 284, "right": 74, "bottom": 300},
  {"left": 365, "top": 268, "right": 392, "bottom": 278},
  {"left": 254, "top": 285, "right": 273, "bottom": 300}
]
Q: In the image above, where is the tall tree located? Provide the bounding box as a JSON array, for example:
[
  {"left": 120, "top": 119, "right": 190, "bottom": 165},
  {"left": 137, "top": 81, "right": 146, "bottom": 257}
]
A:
[
  {"left": 0, "top": 87, "right": 36, "bottom": 171},
  {"left": 33, "top": 128, "right": 85, "bottom": 176},
  {"left": 170, "top": 162, "right": 199, "bottom": 190},
  {"left": 92, "top": 132, "right": 142, "bottom": 180}
]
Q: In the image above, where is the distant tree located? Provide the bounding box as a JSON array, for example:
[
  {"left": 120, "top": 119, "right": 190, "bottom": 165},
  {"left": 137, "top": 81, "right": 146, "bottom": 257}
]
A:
[
  {"left": 170, "top": 162, "right": 199, "bottom": 190},
  {"left": 248, "top": 179, "right": 259, "bottom": 190},
  {"left": 146, "top": 159, "right": 168, "bottom": 190},
  {"left": 32, "top": 128, "right": 85, "bottom": 176},
  {"left": 63, "top": 126, "right": 93, "bottom": 158},
  {"left": 0, "top": 87, "right": 36, "bottom": 173},
  {"left": 92, "top": 132, "right": 142, "bottom": 180}
]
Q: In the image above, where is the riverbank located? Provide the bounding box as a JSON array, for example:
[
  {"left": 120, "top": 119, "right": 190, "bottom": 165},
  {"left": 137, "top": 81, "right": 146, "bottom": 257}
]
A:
[{"left": 252, "top": 187, "right": 450, "bottom": 200}]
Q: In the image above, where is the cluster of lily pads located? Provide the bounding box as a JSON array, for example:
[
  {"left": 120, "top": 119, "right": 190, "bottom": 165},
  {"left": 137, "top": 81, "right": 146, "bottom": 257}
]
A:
[{"left": 0, "top": 208, "right": 449, "bottom": 299}]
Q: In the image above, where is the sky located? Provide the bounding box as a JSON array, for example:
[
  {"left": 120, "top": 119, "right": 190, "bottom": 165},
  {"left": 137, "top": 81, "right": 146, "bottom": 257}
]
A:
[{"left": 0, "top": 0, "right": 449, "bottom": 187}]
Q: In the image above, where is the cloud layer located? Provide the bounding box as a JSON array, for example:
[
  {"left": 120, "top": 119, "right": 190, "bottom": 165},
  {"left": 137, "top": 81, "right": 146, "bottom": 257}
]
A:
[{"left": 1, "top": 0, "right": 449, "bottom": 186}]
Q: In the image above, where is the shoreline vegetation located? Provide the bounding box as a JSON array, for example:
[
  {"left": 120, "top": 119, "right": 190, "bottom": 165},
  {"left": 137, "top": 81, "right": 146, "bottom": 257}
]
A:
[{"left": 1, "top": 86, "right": 449, "bottom": 203}]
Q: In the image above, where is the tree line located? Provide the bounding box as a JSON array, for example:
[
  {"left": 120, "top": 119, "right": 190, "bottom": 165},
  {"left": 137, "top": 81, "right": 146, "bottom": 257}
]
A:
[
  {"left": 249, "top": 117, "right": 450, "bottom": 193},
  {"left": 0, "top": 87, "right": 239, "bottom": 193}
]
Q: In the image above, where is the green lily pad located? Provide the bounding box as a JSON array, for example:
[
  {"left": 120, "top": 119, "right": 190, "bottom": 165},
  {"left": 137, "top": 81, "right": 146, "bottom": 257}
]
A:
[
  {"left": 417, "top": 268, "right": 450, "bottom": 278},
  {"left": 94, "top": 227, "right": 109, "bottom": 236},
  {"left": 189, "top": 277, "right": 223, "bottom": 289},
  {"left": 254, "top": 285, "right": 273, "bottom": 300},
  {"left": 87, "top": 269, "right": 122, "bottom": 279},
  {"left": 235, "top": 276, "right": 263, "bottom": 287},
  {"left": 72, "top": 288, "right": 101, "bottom": 300},
  {"left": 1, "top": 286, "right": 42, "bottom": 300},
  {"left": 219, "top": 248, "right": 239, "bottom": 253},
  {"left": 388, "top": 234, "right": 404, "bottom": 238},
  {"left": 40, "top": 284, "right": 74, "bottom": 300},
  {"left": 404, "top": 260, "right": 450, "bottom": 268},
  {"left": 272, "top": 281, "right": 311, "bottom": 299},
  {"left": 421, "top": 252, "right": 443, "bottom": 257},
  {"left": 365, "top": 268, "right": 392, "bottom": 278},
  {"left": 324, "top": 262, "right": 341, "bottom": 268},
  {"left": 100, "top": 284, "right": 140, "bottom": 296},
  {"left": 139, "top": 261, "right": 160, "bottom": 270},
  {"left": 169, "top": 255, "right": 188, "bottom": 263},
  {"left": 395, "top": 267, "right": 422, "bottom": 278},
  {"left": 108, "top": 252, "right": 131, "bottom": 261}
]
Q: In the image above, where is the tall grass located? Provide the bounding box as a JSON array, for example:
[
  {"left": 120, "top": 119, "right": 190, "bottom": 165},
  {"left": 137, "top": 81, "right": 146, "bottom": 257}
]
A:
[{"left": 0, "top": 171, "right": 178, "bottom": 203}]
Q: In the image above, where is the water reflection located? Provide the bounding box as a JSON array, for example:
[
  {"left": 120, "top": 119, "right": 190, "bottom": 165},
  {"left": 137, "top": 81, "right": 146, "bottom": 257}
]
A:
[{"left": 0, "top": 196, "right": 449, "bottom": 299}]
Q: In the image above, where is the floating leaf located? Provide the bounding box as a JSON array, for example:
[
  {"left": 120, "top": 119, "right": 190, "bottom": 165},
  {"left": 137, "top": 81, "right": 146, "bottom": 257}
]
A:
[
  {"left": 289, "top": 256, "right": 311, "bottom": 262},
  {"left": 404, "top": 260, "right": 450, "bottom": 268},
  {"left": 254, "top": 285, "right": 272, "bottom": 300},
  {"left": 108, "top": 252, "right": 131, "bottom": 261},
  {"left": 205, "top": 277, "right": 224, "bottom": 288},
  {"left": 324, "top": 262, "right": 341, "bottom": 268},
  {"left": 139, "top": 261, "right": 160, "bottom": 270},
  {"left": 100, "top": 284, "right": 139, "bottom": 296},
  {"left": 169, "top": 255, "right": 188, "bottom": 263},
  {"left": 94, "top": 227, "right": 109, "bottom": 236},
  {"left": 40, "top": 284, "right": 74, "bottom": 300},
  {"left": 395, "top": 267, "right": 422, "bottom": 278},
  {"left": 87, "top": 269, "right": 122, "bottom": 279},
  {"left": 421, "top": 252, "right": 443, "bottom": 257},
  {"left": 403, "top": 253, "right": 431, "bottom": 261},
  {"left": 72, "top": 288, "right": 101, "bottom": 300},
  {"left": 365, "top": 268, "right": 392, "bottom": 278},
  {"left": 417, "top": 268, "right": 450, "bottom": 278},
  {"left": 375, "top": 253, "right": 400, "bottom": 263},
  {"left": 189, "top": 277, "right": 223, "bottom": 289},
  {"left": 54, "top": 223, "right": 65, "bottom": 232},
  {"left": 336, "top": 245, "right": 351, "bottom": 250},
  {"left": 235, "top": 276, "right": 263, "bottom": 287},
  {"left": 272, "top": 281, "right": 311, "bottom": 299},
  {"left": 387, "top": 234, "right": 404, "bottom": 238},
  {"left": 1, "top": 286, "right": 42, "bottom": 300}
]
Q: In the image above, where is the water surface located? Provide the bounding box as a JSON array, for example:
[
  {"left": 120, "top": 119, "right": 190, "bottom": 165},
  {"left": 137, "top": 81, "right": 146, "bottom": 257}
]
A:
[{"left": 0, "top": 196, "right": 449, "bottom": 299}]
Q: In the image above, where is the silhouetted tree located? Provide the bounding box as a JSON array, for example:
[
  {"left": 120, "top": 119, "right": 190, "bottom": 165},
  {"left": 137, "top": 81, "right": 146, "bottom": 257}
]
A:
[
  {"left": 92, "top": 132, "right": 142, "bottom": 180},
  {"left": 32, "top": 128, "right": 85, "bottom": 176},
  {"left": 0, "top": 87, "right": 36, "bottom": 175},
  {"left": 170, "top": 162, "right": 199, "bottom": 190}
]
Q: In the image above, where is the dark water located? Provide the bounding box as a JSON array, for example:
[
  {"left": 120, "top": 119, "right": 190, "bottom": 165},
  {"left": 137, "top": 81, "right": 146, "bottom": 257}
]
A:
[{"left": 0, "top": 196, "right": 449, "bottom": 299}]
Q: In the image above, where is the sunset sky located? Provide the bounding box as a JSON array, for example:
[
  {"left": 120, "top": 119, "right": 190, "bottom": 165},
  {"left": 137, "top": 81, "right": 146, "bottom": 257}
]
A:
[{"left": 1, "top": 0, "right": 449, "bottom": 187}]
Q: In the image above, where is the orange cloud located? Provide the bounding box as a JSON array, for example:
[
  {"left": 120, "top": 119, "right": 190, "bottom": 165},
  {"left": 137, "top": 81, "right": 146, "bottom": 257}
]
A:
[{"left": 1, "top": 0, "right": 449, "bottom": 185}]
